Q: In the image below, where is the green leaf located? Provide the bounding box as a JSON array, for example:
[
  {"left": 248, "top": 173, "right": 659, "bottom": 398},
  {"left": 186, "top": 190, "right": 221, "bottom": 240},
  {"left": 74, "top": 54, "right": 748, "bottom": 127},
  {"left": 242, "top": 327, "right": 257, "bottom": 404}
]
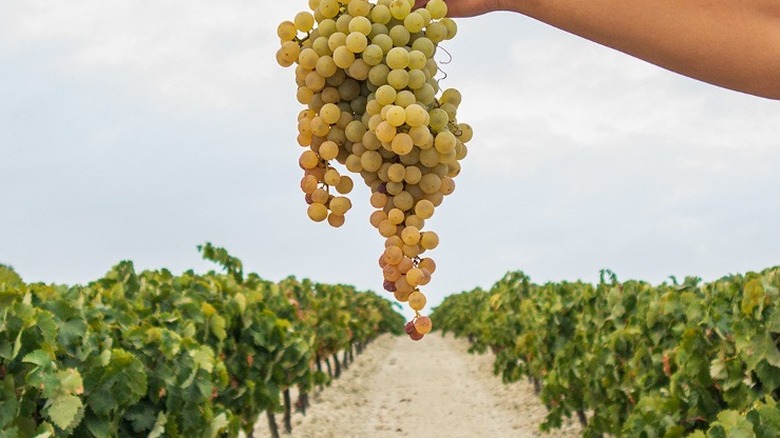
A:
[
  {"left": 57, "top": 369, "right": 83, "bottom": 395},
  {"left": 234, "top": 293, "right": 247, "bottom": 314},
  {"left": 210, "top": 314, "right": 226, "bottom": 341},
  {"left": 31, "top": 422, "right": 55, "bottom": 438},
  {"left": 742, "top": 279, "right": 765, "bottom": 316},
  {"left": 714, "top": 410, "right": 756, "bottom": 438},
  {"left": 46, "top": 394, "right": 82, "bottom": 430},
  {"left": 148, "top": 412, "right": 167, "bottom": 438},
  {"left": 202, "top": 413, "right": 229, "bottom": 438},
  {"left": 22, "top": 349, "right": 52, "bottom": 367}
]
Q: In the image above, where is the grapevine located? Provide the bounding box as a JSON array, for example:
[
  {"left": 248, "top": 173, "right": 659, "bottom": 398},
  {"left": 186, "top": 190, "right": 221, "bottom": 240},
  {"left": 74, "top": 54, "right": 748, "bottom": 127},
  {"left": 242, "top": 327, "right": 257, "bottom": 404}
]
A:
[{"left": 276, "top": 0, "right": 473, "bottom": 341}]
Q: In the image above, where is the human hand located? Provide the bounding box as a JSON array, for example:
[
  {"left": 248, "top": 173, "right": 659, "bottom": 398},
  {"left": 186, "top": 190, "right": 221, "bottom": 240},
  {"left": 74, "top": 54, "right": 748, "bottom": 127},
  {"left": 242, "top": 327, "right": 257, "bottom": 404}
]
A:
[{"left": 413, "top": 0, "right": 502, "bottom": 18}]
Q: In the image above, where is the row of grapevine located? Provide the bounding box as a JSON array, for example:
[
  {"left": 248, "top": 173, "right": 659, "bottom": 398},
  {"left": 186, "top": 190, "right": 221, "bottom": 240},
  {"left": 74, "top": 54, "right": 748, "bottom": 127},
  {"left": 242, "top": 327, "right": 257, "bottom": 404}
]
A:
[
  {"left": 431, "top": 266, "right": 780, "bottom": 437},
  {"left": 0, "top": 243, "right": 404, "bottom": 437}
]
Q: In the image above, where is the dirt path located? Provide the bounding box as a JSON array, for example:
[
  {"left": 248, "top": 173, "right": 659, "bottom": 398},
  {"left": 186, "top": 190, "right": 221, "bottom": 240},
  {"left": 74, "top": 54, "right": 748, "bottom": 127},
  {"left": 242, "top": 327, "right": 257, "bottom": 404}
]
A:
[{"left": 254, "top": 333, "right": 582, "bottom": 437}]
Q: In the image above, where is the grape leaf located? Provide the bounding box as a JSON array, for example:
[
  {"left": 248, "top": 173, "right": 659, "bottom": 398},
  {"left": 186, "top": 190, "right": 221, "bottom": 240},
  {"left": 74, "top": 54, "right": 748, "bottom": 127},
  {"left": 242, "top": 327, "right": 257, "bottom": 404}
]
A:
[
  {"left": 148, "top": 412, "right": 167, "bottom": 438},
  {"left": 45, "top": 394, "right": 82, "bottom": 430}
]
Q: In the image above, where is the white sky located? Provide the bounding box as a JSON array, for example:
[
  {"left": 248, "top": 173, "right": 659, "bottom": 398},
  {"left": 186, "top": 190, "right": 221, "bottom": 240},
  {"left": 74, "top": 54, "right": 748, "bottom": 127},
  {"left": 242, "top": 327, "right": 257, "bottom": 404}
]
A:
[{"left": 2, "top": 1, "right": 779, "bottom": 319}]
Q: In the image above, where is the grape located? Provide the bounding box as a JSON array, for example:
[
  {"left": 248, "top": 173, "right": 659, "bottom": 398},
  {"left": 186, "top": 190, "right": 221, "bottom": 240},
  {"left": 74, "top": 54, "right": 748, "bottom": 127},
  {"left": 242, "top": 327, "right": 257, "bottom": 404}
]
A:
[
  {"left": 278, "top": 21, "right": 297, "bottom": 41},
  {"left": 414, "top": 316, "right": 433, "bottom": 334},
  {"left": 307, "top": 203, "right": 328, "bottom": 221},
  {"left": 408, "top": 289, "right": 426, "bottom": 309},
  {"left": 294, "top": 11, "right": 315, "bottom": 32},
  {"left": 277, "top": 0, "right": 471, "bottom": 340},
  {"left": 404, "top": 320, "right": 417, "bottom": 335}
]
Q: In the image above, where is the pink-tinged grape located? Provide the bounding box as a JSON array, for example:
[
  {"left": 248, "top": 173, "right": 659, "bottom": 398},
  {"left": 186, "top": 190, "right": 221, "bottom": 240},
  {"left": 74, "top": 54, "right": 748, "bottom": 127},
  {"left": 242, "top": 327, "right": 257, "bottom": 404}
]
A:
[
  {"left": 414, "top": 316, "right": 433, "bottom": 334},
  {"left": 301, "top": 175, "right": 319, "bottom": 194},
  {"left": 409, "top": 331, "right": 424, "bottom": 341},
  {"left": 404, "top": 320, "right": 417, "bottom": 335},
  {"left": 327, "top": 213, "right": 345, "bottom": 227},
  {"left": 311, "top": 188, "right": 329, "bottom": 204},
  {"left": 299, "top": 150, "right": 320, "bottom": 169}
]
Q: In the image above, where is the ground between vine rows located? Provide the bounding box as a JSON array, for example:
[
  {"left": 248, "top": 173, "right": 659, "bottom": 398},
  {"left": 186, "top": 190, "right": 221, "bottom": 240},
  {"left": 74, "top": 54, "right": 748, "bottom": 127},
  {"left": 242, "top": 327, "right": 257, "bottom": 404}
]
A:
[{"left": 251, "top": 333, "right": 582, "bottom": 437}]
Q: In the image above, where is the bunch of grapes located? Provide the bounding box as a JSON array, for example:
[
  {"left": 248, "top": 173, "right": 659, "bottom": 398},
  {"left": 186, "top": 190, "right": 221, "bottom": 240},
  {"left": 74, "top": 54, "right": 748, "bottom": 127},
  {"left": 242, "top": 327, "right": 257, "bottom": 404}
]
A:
[{"left": 276, "top": 0, "right": 473, "bottom": 341}]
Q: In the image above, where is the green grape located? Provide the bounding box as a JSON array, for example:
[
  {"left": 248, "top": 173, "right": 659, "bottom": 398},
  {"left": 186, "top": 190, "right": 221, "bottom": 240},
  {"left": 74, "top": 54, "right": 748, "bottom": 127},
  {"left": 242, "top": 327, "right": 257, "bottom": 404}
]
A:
[
  {"left": 362, "top": 44, "right": 384, "bottom": 65},
  {"left": 336, "top": 14, "right": 353, "bottom": 34},
  {"left": 278, "top": 21, "right": 297, "bottom": 41},
  {"left": 375, "top": 84, "right": 397, "bottom": 105},
  {"left": 403, "top": 12, "right": 425, "bottom": 33},
  {"left": 411, "top": 37, "right": 435, "bottom": 58},
  {"left": 388, "top": 25, "right": 411, "bottom": 46},
  {"left": 386, "top": 47, "right": 410, "bottom": 70},
  {"left": 434, "top": 130, "right": 456, "bottom": 153},
  {"left": 404, "top": 165, "right": 423, "bottom": 185},
  {"left": 371, "top": 33, "right": 394, "bottom": 53},
  {"left": 369, "top": 4, "right": 392, "bottom": 24},
  {"left": 384, "top": 105, "right": 406, "bottom": 127},
  {"left": 346, "top": 32, "right": 368, "bottom": 53},
  {"left": 312, "top": 36, "right": 332, "bottom": 56},
  {"left": 368, "top": 64, "right": 390, "bottom": 86},
  {"left": 425, "top": 21, "right": 448, "bottom": 43},
  {"left": 387, "top": 69, "right": 409, "bottom": 89},
  {"left": 425, "top": 0, "right": 447, "bottom": 19},
  {"left": 441, "top": 88, "right": 462, "bottom": 106},
  {"left": 315, "top": 55, "right": 337, "bottom": 77},
  {"left": 394, "top": 90, "right": 416, "bottom": 107},
  {"left": 348, "top": 0, "right": 371, "bottom": 17},
  {"left": 318, "top": 19, "right": 337, "bottom": 37},
  {"left": 324, "top": 167, "right": 341, "bottom": 185},
  {"left": 441, "top": 17, "right": 458, "bottom": 39},
  {"left": 387, "top": 163, "right": 406, "bottom": 182},
  {"left": 391, "top": 133, "right": 414, "bottom": 155},
  {"left": 389, "top": 0, "right": 411, "bottom": 19},
  {"left": 360, "top": 150, "right": 383, "bottom": 172},
  {"left": 294, "top": 11, "right": 315, "bottom": 32},
  {"left": 404, "top": 104, "right": 428, "bottom": 127},
  {"left": 347, "top": 59, "right": 370, "bottom": 80},
  {"left": 327, "top": 32, "right": 347, "bottom": 51},
  {"left": 333, "top": 46, "right": 356, "bottom": 68},
  {"left": 375, "top": 120, "right": 397, "bottom": 142},
  {"left": 349, "top": 16, "right": 372, "bottom": 35},
  {"left": 319, "top": 140, "right": 340, "bottom": 160},
  {"left": 318, "top": 0, "right": 340, "bottom": 18}
]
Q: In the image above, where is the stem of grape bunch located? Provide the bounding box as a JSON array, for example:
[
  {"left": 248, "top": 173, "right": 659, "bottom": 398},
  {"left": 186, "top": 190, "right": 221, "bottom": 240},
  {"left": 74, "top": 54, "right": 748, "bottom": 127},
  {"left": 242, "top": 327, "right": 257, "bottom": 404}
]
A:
[{"left": 277, "top": 0, "right": 473, "bottom": 341}]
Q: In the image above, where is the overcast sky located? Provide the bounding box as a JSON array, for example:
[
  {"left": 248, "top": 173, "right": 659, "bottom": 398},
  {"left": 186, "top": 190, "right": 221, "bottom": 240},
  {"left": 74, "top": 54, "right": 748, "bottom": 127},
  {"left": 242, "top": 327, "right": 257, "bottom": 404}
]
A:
[{"left": 1, "top": 1, "right": 778, "bottom": 318}]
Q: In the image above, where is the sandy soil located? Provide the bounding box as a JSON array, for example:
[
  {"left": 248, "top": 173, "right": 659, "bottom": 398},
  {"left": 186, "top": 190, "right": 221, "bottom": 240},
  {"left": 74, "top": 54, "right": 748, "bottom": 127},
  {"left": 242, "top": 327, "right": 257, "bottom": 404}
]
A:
[{"left": 253, "top": 333, "right": 582, "bottom": 437}]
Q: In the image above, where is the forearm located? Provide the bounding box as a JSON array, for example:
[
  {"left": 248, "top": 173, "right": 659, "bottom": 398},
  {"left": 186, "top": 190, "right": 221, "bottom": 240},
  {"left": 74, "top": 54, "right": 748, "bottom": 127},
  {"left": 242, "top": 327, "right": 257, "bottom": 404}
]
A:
[{"left": 499, "top": 0, "right": 780, "bottom": 99}]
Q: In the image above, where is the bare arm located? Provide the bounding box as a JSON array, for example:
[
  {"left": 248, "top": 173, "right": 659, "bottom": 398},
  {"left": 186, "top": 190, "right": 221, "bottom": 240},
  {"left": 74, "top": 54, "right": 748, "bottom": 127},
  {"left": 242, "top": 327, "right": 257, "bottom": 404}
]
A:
[{"left": 416, "top": 0, "right": 780, "bottom": 99}]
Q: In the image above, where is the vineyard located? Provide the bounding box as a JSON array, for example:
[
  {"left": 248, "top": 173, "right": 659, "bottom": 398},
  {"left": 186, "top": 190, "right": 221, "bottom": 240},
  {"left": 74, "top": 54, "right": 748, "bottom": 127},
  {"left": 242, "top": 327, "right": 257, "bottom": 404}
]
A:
[
  {"left": 0, "top": 243, "right": 404, "bottom": 437},
  {"left": 431, "top": 266, "right": 780, "bottom": 437}
]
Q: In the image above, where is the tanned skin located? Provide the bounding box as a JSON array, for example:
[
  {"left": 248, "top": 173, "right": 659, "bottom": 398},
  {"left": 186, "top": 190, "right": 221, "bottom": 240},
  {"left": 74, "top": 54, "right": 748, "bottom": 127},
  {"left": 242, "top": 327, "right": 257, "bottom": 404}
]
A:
[{"left": 415, "top": 0, "right": 780, "bottom": 99}]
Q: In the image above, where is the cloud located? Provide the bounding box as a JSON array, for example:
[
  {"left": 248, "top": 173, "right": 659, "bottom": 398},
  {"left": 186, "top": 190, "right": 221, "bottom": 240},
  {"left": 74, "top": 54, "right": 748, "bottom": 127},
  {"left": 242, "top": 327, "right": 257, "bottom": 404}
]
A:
[{"left": 0, "top": 1, "right": 308, "bottom": 109}]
